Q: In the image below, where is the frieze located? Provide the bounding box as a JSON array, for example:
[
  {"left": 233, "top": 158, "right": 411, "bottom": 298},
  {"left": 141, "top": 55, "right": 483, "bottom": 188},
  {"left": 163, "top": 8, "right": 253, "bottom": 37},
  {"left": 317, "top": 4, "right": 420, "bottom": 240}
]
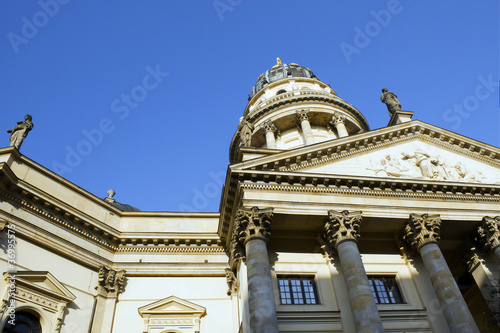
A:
[
  {"left": 149, "top": 318, "right": 194, "bottom": 325},
  {"left": 15, "top": 287, "right": 60, "bottom": 310}
]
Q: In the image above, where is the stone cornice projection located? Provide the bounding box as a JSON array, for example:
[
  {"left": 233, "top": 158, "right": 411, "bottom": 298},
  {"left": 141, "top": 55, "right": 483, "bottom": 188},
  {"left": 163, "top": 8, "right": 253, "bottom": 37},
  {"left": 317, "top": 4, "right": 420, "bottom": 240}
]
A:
[
  {"left": 476, "top": 216, "right": 500, "bottom": 252},
  {"left": 403, "top": 213, "right": 441, "bottom": 251},
  {"left": 234, "top": 121, "right": 500, "bottom": 173},
  {"left": 322, "top": 210, "right": 362, "bottom": 249},
  {"left": 96, "top": 266, "right": 126, "bottom": 298}
]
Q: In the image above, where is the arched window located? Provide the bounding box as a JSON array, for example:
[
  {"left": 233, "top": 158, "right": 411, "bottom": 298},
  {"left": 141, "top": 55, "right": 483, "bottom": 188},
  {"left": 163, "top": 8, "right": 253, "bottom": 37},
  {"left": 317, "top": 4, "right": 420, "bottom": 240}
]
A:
[
  {"left": 3, "top": 311, "right": 42, "bottom": 333},
  {"left": 276, "top": 89, "right": 287, "bottom": 95}
]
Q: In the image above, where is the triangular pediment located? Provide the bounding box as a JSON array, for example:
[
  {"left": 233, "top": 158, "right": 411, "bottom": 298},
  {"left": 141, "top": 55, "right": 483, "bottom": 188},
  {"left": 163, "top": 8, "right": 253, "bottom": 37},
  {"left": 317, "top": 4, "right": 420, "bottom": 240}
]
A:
[
  {"left": 5, "top": 271, "right": 76, "bottom": 302},
  {"left": 232, "top": 121, "right": 500, "bottom": 185},
  {"left": 138, "top": 295, "right": 206, "bottom": 316},
  {"left": 299, "top": 139, "right": 500, "bottom": 184}
]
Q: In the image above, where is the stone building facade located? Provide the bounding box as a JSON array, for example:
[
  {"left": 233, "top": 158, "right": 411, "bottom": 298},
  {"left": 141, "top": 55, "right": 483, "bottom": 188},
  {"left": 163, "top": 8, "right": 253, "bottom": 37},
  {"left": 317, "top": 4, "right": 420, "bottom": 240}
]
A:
[{"left": 0, "top": 61, "right": 499, "bottom": 332}]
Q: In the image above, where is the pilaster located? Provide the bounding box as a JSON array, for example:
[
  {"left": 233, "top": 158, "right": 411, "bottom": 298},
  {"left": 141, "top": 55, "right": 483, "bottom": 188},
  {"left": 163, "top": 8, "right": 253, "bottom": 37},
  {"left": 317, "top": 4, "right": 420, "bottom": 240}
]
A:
[{"left": 91, "top": 266, "right": 126, "bottom": 333}]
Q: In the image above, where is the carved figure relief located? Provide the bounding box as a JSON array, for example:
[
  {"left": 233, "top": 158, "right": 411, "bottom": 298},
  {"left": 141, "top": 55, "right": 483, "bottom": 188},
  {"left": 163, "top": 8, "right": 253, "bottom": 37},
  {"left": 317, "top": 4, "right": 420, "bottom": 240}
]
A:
[
  {"left": 96, "top": 266, "right": 126, "bottom": 297},
  {"left": 366, "top": 149, "right": 497, "bottom": 183}
]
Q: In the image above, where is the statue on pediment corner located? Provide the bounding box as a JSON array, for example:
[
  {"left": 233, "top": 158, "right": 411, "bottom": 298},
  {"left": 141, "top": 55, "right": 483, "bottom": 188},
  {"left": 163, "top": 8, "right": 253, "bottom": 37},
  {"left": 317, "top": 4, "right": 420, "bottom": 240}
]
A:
[{"left": 7, "top": 114, "right": 33, "bottom": 150}]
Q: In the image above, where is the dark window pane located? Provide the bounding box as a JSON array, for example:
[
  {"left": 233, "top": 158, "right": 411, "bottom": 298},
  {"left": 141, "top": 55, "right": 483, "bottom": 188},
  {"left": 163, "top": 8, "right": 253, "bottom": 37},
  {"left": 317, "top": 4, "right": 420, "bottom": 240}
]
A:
[
  {"left": 278, "top": 276, "right": 319, "bottom": 305},
  {"left": 368, "top": 276, "right": 404, "bottom": 304}
]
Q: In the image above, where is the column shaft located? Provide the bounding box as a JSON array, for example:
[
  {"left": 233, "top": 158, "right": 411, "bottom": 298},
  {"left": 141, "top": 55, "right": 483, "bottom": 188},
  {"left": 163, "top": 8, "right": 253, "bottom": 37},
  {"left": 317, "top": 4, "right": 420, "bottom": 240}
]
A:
[
  {"left": 335, "top": 122, "right": 348, "bottom": 137},
  {"left": 265, "top": 131, "right": 276, "bottom": 149},
  {"left": 337, "top": 241, "right": 384, "bottom": 333},
  {"left": 245, "top": 238, "right": 279, "bottom": 333},
  {"left": 300, "top": 119, "right": 315, "bottom": 145},
  {"left": 494, "top": 246, "right": 500, "bottom": 263},
  {"left": 419, "top": 243, "right": 479, "bottom": 333}
]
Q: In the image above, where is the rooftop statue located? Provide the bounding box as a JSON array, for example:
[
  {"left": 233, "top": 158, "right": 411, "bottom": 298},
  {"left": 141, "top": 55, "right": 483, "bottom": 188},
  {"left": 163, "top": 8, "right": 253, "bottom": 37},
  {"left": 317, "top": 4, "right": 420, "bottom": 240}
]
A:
[
  {"left": 7, "top": 114, "right": 34, "bottom": 150},
  {"left": 380, "top": 88, "right": 401, "bottom": 116}
]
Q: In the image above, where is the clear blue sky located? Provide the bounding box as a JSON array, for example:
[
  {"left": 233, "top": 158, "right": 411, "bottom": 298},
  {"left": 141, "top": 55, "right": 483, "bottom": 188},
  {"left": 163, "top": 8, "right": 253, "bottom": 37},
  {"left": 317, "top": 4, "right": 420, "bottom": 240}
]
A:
[{"left": 1, "top": 1, "right": 498, "bottom": 212}]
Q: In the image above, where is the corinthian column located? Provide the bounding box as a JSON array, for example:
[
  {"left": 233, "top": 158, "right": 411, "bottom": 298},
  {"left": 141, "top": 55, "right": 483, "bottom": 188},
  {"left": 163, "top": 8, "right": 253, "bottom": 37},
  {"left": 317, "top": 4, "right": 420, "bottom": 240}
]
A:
[
  {"left": 329, "top": 112, "right": 348, "bottom": 138},
  {"left": 261, "top": 120, "right": 277, "bottom": 149},
  {"left": 296, "top": 109, "right": 315, "bottom": 145},
  {"left": 321, "top": 210, "right": 384, "bottom": 333},
  {"left": 403, "top": 214, "right": 479, "bottom": 333},
  {"left": 477, "top": 216, "right": 500, "bottom": 263},
  {"left": 233, "top": 207, "right": 278, "bottom": 333}
]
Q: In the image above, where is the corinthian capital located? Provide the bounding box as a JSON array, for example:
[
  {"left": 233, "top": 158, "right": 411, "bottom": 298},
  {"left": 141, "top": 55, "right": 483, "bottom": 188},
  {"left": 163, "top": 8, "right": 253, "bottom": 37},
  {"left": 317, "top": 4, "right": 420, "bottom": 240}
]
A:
[
  {"left": 235, "top": 206, "right": 274, "bottom": 244},
  {"left": 96, "top": 266, "right": 126, "bottom": 297},
  {"left": 330, "top": 112, "right": 346, "bottom": 126},
  {"left": 261, "top": 119, "right": 277, "bottom": 133},
  {"left": 476, "top": 216, "right": 500, "bottom": 252},
  {"left": 322, "top": 210, "right": 362, "bottom": 249},
  {"left": 296, "top": 109, "right": 310, "bottom": 123},
  {"left": 403, "top": 213, "right": 441, "bottom": 251}
]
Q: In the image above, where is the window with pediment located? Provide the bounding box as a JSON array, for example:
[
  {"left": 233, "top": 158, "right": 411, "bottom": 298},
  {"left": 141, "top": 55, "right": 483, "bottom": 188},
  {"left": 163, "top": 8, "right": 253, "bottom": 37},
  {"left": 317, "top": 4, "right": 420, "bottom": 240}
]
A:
[{"left": 138, "top": 295, "right": 206, "bottom": 333}]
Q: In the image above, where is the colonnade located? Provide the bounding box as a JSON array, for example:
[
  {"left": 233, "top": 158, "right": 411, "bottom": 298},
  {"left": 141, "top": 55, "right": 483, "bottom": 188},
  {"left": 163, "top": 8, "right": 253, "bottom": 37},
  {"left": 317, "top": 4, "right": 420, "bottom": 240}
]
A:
[
  {"left": 231, "top": 207, "right": 500, "bottom": 333},
  {"left": 260, "top": 110, "right": 350, "bottom": 149}
]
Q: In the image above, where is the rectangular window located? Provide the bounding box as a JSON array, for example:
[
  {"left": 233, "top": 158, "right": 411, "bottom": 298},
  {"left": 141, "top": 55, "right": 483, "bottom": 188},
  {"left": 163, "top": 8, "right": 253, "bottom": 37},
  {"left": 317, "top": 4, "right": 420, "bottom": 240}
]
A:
[
  {"left": 278, "top": 276, "right": 319, "bottom": 305},
  {"left": 368, "top": 276, "right": 404, "bottom": 304}
]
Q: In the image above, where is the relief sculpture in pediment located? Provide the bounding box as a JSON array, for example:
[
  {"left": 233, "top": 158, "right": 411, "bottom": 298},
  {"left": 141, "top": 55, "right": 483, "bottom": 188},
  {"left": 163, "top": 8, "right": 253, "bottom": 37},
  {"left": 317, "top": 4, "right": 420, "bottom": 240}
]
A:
[{"left": 366, "top": 149, "right": 497, "bottom": 183}]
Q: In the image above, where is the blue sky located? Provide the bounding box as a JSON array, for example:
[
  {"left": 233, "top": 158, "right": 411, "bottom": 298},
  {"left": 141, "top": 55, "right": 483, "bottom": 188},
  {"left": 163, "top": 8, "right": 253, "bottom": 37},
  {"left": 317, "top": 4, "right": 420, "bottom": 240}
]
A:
[{"left": 0, "top": 1, "right": 498, "bottom": 212}]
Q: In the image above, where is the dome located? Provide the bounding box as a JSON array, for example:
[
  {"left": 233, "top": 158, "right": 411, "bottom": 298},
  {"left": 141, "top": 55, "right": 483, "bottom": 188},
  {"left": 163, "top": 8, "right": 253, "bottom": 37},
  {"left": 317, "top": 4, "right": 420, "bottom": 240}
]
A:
[{"left": 249, "top": 60, "right": 317, "bottom": 99}]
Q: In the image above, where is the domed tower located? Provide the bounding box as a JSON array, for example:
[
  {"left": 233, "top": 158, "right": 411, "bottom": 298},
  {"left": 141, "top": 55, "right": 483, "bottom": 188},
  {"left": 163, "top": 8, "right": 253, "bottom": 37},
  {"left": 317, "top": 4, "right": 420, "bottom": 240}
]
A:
[{"left": 229, "top": 58, "right": 370, "bottom": 163}]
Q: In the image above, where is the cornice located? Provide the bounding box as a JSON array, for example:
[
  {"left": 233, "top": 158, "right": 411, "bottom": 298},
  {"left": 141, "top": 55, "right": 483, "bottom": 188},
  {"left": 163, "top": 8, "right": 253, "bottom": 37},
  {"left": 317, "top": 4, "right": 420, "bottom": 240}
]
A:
[
  {"left": 233, "top": 121, "right": 500, "bottom": 173},
  {"left": 247, "top": 91, "right": 369, "bottom": 129},
  {"left": 116, "top": 245, "right": 225, "bottom": 253},
  {"left": 0, "top": 147, "right": 127, "bottom": 216},
  {"left": 0, "top": 182, "right": 120, "bottom": 251}
]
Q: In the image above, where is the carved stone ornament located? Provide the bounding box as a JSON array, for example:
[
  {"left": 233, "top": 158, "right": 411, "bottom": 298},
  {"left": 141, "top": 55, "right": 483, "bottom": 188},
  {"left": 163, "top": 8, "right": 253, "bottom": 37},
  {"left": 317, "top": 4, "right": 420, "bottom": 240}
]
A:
[
  {"left": 235, "top": 206, "right": 273, "bottom": 245},
  {"left": 476, "top": 216, "right": 500, "bottom": 252},
  {"left": 403, "top": 213, "right": 441, "bottom": 251},
  {"left": 96, "top": 266, "right": 126, "bottom": 297},
  {"left": 225, "top": 268, "right": 238, "bottom": 295},
  {"left": 228, "top": 232, "right": 245, "bottom": 269},
  {"left": 464, "top": 245, "right": 485, "bottom": 272},
  {"left": 261, "top": 119, "right": 277, "bottom": 134},
  {"left": 296, "top": 109, "right": 311, "bottom": 123},
  {"left": 329, "top": 112, "right": 346, "bottom": 126},
  {"left": 322, "top": 210, "right": 362, "bottom": 249},
  {"left": 366, "top": 150, "right": 497, "bottom": 184},
  {"left": 237, "top": 119, "right": 254, "bottom": 147}
]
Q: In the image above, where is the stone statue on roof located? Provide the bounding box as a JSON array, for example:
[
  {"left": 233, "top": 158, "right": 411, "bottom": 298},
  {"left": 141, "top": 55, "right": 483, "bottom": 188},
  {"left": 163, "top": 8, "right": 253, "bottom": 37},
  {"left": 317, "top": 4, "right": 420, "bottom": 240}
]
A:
[
  {"left": 7, "top": 114, "right": 33, "bottom": 150},
  {"left": 380, "top": 88, "right": 401, "bottom": 116}
]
